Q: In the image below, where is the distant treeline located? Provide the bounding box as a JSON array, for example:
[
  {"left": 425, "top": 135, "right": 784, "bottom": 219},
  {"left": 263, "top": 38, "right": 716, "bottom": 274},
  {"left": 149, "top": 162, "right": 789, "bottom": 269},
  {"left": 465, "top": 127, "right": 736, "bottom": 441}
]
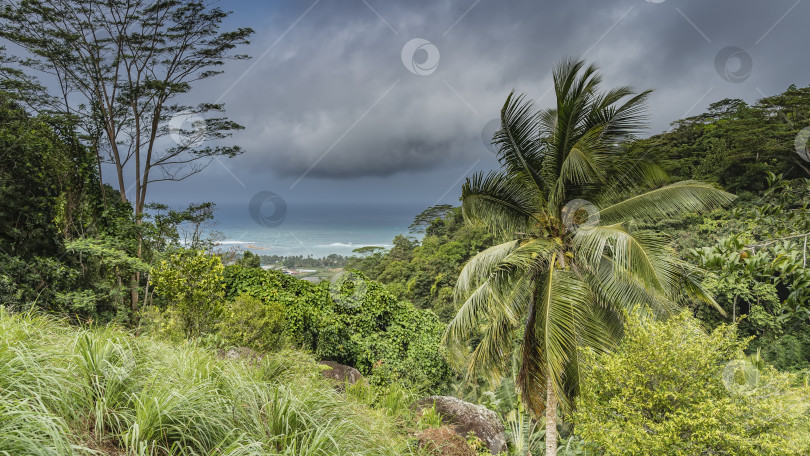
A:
[{"left": 260, "top": 254, "right": 349, "bottom": 269}]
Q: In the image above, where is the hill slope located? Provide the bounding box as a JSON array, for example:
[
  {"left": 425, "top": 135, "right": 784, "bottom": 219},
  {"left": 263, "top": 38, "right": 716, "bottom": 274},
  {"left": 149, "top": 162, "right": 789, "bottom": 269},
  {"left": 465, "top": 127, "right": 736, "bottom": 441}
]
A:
[{"left": 0, "top": 308, "right": 410, "bottom": 455}]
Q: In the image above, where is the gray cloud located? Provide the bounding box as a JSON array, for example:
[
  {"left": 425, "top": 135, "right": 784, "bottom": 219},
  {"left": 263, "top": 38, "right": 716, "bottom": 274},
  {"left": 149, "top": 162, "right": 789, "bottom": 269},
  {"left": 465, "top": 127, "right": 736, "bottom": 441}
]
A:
[{"left": 161, "top": 0, "right": 808, "bottom": 203}]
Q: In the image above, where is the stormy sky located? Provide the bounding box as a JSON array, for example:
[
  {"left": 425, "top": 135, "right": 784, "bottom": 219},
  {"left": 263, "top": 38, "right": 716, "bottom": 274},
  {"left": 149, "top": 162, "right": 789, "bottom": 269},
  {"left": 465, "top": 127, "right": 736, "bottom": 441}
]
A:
[{"left": 146, "top": 0, "right": 808, "bottom": 211}]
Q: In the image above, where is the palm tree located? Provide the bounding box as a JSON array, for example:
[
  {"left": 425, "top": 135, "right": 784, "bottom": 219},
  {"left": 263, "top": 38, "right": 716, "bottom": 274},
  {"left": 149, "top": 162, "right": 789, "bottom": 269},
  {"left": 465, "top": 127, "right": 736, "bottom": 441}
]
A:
[{"left": 443, "top": 58, "right": 734, "bottom": 456}]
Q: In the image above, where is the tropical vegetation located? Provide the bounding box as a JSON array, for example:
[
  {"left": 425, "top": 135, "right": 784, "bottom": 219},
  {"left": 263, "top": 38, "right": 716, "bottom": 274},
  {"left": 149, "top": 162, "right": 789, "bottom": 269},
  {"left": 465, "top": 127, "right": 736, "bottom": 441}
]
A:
[
  {"left": 1, "top": 1, "right": 810, "bottom": 453},
  {"left": 443, "top": 58, "right": 734, "bottom": 455}
]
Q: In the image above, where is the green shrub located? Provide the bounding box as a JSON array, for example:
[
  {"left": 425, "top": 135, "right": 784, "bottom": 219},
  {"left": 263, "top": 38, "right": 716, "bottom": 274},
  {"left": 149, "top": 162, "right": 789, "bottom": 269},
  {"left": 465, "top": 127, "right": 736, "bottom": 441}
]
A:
[
  {"left": 574, "top": 312, "right": 810, "bottom": 455},
  {"left": 137, "top": 306, "right": 187, "bottom": 344},
  {"left": 216, "top": 295, "right": 286, "bottom": 352},
  {"left": 150, "top": 250, "right": 225, "bottom": 337},
  {"left": 223, "top": 265, "right": 453, "bottom": 392}
]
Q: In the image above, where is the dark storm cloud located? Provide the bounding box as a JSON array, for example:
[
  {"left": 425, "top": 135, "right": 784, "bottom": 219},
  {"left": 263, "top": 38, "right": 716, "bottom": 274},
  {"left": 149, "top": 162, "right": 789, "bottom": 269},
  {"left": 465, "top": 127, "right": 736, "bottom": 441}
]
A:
[{"left": 203, "top": 0, "right": 808, "bottom": 182}]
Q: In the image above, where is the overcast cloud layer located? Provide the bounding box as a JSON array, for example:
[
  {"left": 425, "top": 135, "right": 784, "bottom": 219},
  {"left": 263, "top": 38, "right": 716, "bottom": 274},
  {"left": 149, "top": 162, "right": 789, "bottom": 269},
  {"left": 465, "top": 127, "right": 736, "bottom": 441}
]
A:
[{"left": 147, "top": 0, "right": 809, "bottom": 207}]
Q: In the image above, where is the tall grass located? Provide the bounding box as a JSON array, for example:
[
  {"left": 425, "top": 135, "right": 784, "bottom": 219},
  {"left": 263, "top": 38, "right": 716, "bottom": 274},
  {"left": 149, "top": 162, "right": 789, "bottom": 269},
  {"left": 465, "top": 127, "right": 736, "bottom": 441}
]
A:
[{"left": 0, "top": 308, "right": 409, "bottom": 455}]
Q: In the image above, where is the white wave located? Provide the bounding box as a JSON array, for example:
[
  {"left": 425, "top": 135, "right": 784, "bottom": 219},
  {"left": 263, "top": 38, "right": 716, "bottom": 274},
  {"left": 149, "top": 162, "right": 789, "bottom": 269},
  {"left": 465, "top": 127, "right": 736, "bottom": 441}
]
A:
[{"left": 315, "top": 242, "right": 392, "bottom": 248}]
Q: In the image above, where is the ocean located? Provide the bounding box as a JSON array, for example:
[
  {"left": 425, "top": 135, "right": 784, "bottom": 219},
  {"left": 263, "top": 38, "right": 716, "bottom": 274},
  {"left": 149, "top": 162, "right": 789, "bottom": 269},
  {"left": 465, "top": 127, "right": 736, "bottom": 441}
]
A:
[{"left": 211, "top": 201, "right": 427, "bottom": 258}]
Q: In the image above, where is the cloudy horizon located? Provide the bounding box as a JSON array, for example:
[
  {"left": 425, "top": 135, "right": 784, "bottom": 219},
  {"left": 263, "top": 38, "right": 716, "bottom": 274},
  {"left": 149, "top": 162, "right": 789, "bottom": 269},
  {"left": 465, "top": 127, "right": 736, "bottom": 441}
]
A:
[{"left": 137, "top": 0, "right": 808, "bottom": 213}]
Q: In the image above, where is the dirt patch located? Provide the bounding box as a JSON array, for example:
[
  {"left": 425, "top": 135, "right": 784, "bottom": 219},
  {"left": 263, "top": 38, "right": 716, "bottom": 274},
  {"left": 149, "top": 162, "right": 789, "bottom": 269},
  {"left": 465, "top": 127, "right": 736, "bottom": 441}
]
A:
[
  {"left": 415, "top": 427, "right": 476, "bottom": 456},
  {"left": 74, "top": 420, "right": 126, "bottom": 456}
]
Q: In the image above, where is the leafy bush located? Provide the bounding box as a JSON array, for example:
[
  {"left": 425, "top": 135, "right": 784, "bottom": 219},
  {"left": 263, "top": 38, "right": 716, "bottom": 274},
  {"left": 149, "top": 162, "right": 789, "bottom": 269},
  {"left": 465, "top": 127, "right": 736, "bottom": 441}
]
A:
[
  {"left": 216, "top": 295, "right": 286, "bottom": 352},
  {"left": 222, "top": 265, "right": 453, "bottom": 392},
  {"left": 150, "top": 250, "right": 226, "bottom": 336},
  {"left": 136, "top": 306, "right": 186, "bottom": 344},
  {"left": 574, "top": 312, "right": 810, "bottom": 455}
]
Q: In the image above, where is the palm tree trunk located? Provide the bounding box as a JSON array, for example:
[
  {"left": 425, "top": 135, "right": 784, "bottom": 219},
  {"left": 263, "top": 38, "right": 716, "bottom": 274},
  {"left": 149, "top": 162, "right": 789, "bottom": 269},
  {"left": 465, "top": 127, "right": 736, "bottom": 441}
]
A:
[{"left": 545, "top": 377, "right": 558, "bottom": 456}]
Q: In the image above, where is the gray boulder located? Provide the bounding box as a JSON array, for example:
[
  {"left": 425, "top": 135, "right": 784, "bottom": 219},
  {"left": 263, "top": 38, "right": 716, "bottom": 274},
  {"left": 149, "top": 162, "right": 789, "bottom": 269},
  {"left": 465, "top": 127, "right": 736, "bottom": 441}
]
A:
[
  {"left": 414, "top": 396, "right": 507, "bottom": 454},
  {"left": 318, "top": 361, "right": 364, "bottom": 391}
]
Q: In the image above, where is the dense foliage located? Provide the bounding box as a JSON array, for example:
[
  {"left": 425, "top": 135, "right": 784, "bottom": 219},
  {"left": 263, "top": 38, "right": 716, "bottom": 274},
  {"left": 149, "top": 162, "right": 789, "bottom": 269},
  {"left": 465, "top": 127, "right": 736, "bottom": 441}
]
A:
[
  {"left": 626, "top": 86, "right": 810, "bottom": 193},
  {"left": 221, "top": 265, "right": 453, "bottom": 392},
  {"left": 0, "top": 93, "right": 143, "bottom": 321},
  {"left": 216, "top": 295, "right": 287, "bottom": 353},
  {"left": 575, "top": 312, "right": 810, "bottom": 455},
  {"left": 150, "top": 250, "right": 226, "bottom": 337},
  {"left": 0, "top": 90, "right": 229, "bottom": 324}
]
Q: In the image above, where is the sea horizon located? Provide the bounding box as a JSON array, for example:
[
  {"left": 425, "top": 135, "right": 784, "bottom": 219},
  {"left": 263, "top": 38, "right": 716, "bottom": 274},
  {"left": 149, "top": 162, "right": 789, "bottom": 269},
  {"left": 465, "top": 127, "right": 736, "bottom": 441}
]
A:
[{"left": 210, "top": 200, "right": 429, "bottom": 258}]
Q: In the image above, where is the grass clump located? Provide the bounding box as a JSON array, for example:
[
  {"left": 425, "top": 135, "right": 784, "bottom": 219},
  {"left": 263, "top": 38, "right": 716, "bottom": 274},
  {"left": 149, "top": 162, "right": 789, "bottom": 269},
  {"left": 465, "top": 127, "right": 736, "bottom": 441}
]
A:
[{"left": 0, "top": 307, "right": 410, "bottom": 455}]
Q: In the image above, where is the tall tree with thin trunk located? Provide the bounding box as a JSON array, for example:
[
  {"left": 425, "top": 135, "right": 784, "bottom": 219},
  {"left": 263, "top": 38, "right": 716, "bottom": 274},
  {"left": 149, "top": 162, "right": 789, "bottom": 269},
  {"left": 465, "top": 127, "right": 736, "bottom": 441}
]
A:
[
  {"left": 0, "top": 0, "right": 253, "bottom": 216},
  {"left": 0, "top": 0, "right": 253, "bottom": 313},
  {"left": 443, "top": 58, "right": 735, "bottom": 456}
]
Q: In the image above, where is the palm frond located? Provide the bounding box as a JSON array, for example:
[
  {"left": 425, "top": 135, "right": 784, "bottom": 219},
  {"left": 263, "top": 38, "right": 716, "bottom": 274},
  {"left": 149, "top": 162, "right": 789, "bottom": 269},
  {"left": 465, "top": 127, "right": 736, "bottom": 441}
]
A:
[
  {"left": 516, "top": 281, "right": 545, "bottom": 416},
  {"left": 587, "top": 255, "right": 680, "bottom": 319},
  {"left": 461, "top": 171, "right": 544, "bottom": 238},
  {"left": 463, "top": 278, "right": 533, "bottom": 382},
  {"left": 455, "top": 240, "right": 520, "bottom": 301},
  {"left": 597, "top": 180, "right": 736, "bottom": 224},
  {"left": 586, "top": 88, "right": 652, "bottom": 142},
  {"left": 493, "top": 91, "right": 547, "bottom": 195},
  {"left": 675, "top": 259, "right": 726, "bottom": 315},
  {"left": 558, "top": 128, "right": 607, "bottom": 186}
]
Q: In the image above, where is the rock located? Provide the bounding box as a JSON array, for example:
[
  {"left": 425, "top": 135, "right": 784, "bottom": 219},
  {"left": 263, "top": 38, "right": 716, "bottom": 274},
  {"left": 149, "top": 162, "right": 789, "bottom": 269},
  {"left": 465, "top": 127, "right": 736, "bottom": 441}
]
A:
[
  {"left": 318, "top": 361, "right": 364, "bottom": 391},
  {"left": 414, "top": 396, "right": 507, "bottom": 454},
  {"left": 415, "top": 426, "right": 476, "bottom": 456}
]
